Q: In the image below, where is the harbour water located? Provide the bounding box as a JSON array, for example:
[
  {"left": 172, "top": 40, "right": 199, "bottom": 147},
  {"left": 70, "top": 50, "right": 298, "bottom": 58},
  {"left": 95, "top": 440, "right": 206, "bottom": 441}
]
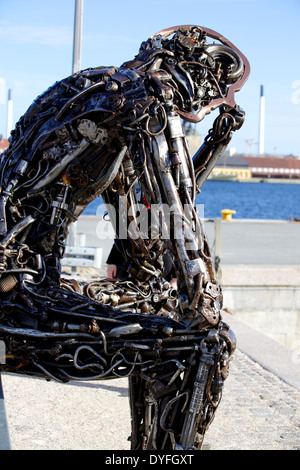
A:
[
  {"left": 83, "top": 181, "right": 300, "bottom": 221},
  {"left": 197, "top": 180, "right": 300, "bottom": 220}
]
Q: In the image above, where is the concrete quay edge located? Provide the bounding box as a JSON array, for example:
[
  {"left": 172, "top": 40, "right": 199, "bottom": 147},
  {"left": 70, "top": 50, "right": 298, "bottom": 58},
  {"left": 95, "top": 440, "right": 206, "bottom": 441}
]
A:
[
  {"left": 221, "top": 310, "right": 300, "bottom": 392},
  {"left": 220, "top": 264, "right": 300, "bottom": 287}
]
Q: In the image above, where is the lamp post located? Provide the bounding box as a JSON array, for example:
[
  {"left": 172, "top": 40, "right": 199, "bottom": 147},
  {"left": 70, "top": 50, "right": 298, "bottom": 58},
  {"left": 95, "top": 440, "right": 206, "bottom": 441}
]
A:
[
  {"left": 72, "top": 0, "right": 84, "bottom": 74},
  {"left": 70, "top": 0, "right": 84, "bottom": 248}
]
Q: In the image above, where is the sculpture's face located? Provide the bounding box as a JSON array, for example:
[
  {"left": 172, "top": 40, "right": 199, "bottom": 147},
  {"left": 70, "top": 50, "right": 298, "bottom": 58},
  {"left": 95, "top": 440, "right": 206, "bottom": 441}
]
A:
[
  {"left": 159, "top": 28, "right": 245, "bottom": 114},
  {"left": 126, "top": 25, "right": 249, "bottom": 122}
]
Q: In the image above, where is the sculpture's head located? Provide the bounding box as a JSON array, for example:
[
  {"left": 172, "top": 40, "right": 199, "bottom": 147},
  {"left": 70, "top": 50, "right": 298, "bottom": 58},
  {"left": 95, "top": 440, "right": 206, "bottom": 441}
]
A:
[{"left": 121, "top": 25, "right": 250, "bottom": 122}]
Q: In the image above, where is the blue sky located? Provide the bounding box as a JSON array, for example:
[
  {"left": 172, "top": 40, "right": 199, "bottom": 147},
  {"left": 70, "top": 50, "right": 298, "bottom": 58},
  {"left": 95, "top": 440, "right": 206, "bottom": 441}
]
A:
[{"left": 0, "top": 0, "right": 299, "bottom": 156}]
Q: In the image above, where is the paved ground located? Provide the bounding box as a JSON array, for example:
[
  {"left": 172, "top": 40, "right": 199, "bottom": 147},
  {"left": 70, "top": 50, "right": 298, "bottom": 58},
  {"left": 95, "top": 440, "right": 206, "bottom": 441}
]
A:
[
  {"left": 1, "top": 349, "right": 299, "bottom": 451},
  {"left": 216, "top": 220, "right": 300, "bottom": 265},
  {"left": 205, "top": 349, "right": 300, "bottom": 450},
  {"left": 0, "top": 217, "right": 299, "bottom": 451},
  {"left": 1, "top": 314, "right": 299, "bottom": 451},
  {"left": 73, "top": 216, "right": 300, "bottom": 266}
]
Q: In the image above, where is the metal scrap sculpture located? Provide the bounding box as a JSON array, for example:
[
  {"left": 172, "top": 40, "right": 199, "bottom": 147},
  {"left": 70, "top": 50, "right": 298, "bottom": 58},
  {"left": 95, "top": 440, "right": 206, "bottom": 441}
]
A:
[{"left": 0, "top": 26, "right": 249, "bottom": 449}]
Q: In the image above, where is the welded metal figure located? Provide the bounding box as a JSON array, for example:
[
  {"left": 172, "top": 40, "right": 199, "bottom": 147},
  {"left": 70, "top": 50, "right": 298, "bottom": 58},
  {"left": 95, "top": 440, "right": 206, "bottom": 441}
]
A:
[{"left": 0, "top": 26, "right": 249, "bottom": 449}]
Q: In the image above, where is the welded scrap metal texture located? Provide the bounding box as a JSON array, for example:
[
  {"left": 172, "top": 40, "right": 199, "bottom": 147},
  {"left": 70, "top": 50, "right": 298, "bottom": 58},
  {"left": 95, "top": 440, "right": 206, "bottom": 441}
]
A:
[{"left": 0, "top": 25, "right": 249, "bottom": 450}]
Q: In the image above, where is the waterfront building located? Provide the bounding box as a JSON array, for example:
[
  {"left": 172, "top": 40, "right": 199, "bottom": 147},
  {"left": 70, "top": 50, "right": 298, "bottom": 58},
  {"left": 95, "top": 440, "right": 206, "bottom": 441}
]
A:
[
  {"left": 210, "top": 154, "right": 300, "bottom": 181},
  {"left": 242, "top": 155, "right": 300, "bottom": 180}
]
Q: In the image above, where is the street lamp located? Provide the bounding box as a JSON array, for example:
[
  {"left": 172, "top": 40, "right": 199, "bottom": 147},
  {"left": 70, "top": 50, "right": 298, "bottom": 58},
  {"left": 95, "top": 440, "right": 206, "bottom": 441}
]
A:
[{"left": 72, "top": 0, "right": 84, "bottom": 74}]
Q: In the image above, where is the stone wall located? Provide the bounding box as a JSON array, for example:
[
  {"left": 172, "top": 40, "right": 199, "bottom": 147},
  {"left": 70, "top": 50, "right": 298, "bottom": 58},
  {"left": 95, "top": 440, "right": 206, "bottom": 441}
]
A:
[{"left": 221, "top": 265, "right": 300, "bottom": 350}]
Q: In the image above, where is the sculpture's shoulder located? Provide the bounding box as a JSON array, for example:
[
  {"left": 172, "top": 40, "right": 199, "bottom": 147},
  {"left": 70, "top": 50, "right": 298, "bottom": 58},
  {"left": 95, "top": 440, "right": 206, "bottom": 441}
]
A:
[
  {"left": 4, "top": 66, "right": 119, "bottom": 150},
  {"left": 25, "top": 66, "right": 119, "bottom": 120}
]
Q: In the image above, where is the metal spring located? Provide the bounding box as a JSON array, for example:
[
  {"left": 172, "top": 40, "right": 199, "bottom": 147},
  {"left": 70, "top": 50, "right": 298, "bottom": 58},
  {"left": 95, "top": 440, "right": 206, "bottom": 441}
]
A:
[{"left": 0, "top": 274, "right": 18, "bottom": 293}]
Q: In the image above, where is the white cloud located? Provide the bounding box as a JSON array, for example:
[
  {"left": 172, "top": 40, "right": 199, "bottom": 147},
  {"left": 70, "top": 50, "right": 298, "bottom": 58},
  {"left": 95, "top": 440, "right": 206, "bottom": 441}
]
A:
[{"left": 0, "top": 21, "right": 72, "bottom": 47}]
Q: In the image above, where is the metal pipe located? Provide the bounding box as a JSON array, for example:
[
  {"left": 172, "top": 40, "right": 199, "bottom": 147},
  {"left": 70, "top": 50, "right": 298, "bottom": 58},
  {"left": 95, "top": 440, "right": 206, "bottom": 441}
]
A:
[
  {"left": 30, "top": 139, "right": 89, "bottom": 192},
  {"left": 195, "top": 142, "right": 228, "bottom": 190},
  {"left": 0, "top": 215, "right": 35, "bottom": 248}
]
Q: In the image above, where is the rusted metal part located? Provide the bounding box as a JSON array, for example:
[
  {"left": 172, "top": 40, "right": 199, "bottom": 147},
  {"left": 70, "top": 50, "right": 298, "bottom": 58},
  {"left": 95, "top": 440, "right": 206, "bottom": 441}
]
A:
[{"left": 0, "top": 25, "right": 248, "bottom": 450}]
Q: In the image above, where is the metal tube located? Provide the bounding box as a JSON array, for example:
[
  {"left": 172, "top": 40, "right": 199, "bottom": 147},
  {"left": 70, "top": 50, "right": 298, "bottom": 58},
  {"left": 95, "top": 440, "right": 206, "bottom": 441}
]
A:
[
  {"left": 152, "top": 134, "right": 194, "bottom": 297},
  {"left": 179, "top": 359, "right": 210, "bottom": 449},
  {"left": 195, "top": 142, "right": 228, "bottom": 190},
  {"left": 6, "top": 90, "right": 13, "bottom": 139},
  {"left": 258, "top": 85, "right": 265, "bottom": 155},
  {"left": 31, "top": 139, "right": 89, "bottom": 192},
  {"left": 0, "top": 215, "right": 35, "bottom": 248}
]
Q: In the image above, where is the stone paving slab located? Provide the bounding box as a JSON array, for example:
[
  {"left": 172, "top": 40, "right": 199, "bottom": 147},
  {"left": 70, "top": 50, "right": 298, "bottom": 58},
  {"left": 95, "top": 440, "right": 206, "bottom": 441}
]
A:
[{"left": 2, "top": 374, "right": 131, "bottom": 450}]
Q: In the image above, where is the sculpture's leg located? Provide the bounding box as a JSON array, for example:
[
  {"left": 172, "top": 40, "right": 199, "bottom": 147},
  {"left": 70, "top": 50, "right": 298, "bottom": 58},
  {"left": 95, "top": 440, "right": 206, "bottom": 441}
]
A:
[{"left": 128, "top": 321, "right": 235, "bottom": 450}]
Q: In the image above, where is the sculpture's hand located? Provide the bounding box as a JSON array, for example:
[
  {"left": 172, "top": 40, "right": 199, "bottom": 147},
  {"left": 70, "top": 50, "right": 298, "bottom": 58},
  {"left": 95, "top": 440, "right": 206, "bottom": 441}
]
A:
[{"left": 107, "top": 264, "right": 117, "bottom": 279}]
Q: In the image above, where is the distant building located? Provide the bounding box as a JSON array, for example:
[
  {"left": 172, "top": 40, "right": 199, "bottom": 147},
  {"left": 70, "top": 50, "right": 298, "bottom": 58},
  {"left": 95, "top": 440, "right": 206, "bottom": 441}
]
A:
[
  {"left": 210, "top": 154, "right": 300, "bottom": 180},
  {"left": 242, "top": 155, "right": 300, "bottom": 180},
  {"left": 0, "top": 137, "right": 9, "bottom": 154},
  {"left": 210, "top": 155, "right": 251, "bottom": 180}
]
